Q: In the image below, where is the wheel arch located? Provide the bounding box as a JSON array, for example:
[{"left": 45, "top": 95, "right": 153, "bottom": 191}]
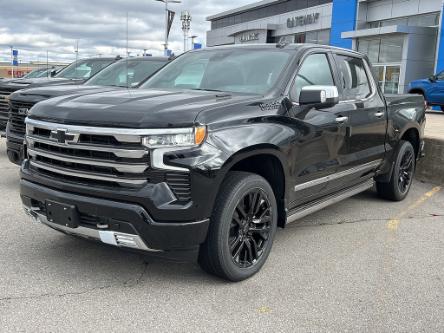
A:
[
  {"left": 400, "top": 127, "right": 421, "bottom": 158},
  {"left": 217, "top": 145, "right": 288, "bottom": 228}
]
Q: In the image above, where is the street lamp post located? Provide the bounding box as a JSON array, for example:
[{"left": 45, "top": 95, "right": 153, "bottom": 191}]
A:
[
  {"left": 10, "top": 46, "right": 14, "bottom": 78},
  {"left": 155, "top": 0, "right": 181, "bottom": 55},
  {"left": 180, "top": 11, "right": 191, "bottom": 52}
]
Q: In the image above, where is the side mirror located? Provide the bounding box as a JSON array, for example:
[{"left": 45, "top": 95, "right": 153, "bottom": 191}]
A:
[
  {"left": 429, "top": 75, "right": 438, "bottom": 82},
  {"left": 50, "top": 69, "right": 57, "bottom": 77},
  {"left": 299, "top": 86, "right": 339, "bottom": 108}
]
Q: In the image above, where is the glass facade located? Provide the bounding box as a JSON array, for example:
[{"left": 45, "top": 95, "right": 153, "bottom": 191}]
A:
[
  {"left": 367, "top": 12, "right": 440, "bottom": 29},
  {"left": 211, "top": 0, "right": 332, "bottom": 30},
  {"left": 279, "top": 29, "right": 330, "bottom": 45},
  {"left": 357, "top": 36, "right": 404, "bottom": 64},
  {"left": 358, "top": 36, "right": 404, "bottom": 94}
]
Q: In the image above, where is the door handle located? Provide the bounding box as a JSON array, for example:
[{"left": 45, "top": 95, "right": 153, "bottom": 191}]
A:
[
  {"left": 335, "top": 116, "right": 349, "bottom": 124},
  {"left": 375, "top": 112, "right": 385, "bottom": 118}
]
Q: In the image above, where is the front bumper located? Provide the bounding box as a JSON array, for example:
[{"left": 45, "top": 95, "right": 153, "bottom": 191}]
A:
[{"left": 21, "top": 179, "right": 210, "bottom": 251}]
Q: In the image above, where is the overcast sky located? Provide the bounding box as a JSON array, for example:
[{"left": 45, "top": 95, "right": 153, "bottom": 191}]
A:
[{"left": 0, "top": 0, "right": 253, "bottom": 64}]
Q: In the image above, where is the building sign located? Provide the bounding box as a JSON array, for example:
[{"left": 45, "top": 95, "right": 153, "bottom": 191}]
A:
[
  {"left": 239, "top": 32, "right": 260, "bottom": 43},
  {"left": 287, "top": 13, "right": 320, "bottom": 28}
]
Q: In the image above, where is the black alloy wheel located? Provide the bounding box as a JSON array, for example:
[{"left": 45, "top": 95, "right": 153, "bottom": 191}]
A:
[
  {"left": 229, "top": 189, "right": 272, "bottom": 268},
  {"left": 198, "top": 171, "right": 278, "bottom": 282},
  {"left": 397, "top": 148, "right": 414, "bottom": 195},
  {"left": 376, "top": 140, "right": 416, "bottom": 201}
]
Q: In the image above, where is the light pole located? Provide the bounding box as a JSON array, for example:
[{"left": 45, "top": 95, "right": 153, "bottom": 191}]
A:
[
  {"left": 180, "top": 11, "right": 191, "bottom": 52},
  {"left": 10, "top": 46, "right": 13, "bottom": 78},
  {"left": 155, "top": 0, "right": 181, "bottom": 55}
]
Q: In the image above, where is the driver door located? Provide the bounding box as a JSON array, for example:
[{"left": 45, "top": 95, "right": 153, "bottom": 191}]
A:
[{"left": 287, "top": 51, "right": 352, "bottom": 208}]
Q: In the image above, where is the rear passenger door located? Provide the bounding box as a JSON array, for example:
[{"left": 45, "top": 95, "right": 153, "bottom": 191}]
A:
[{"left": 327, "top": 53, "right": 387, "bottom": 191}]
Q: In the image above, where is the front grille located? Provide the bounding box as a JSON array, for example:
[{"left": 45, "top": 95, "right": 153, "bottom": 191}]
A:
[
  {"left": 9, "top": 101, "right": 35, "bottom": 136},
  {"left": 26, "top": 119, "right": 192, "bottom": 202},
  {"left": 0, "top": 88, "right": 17, "bottom": 121}
]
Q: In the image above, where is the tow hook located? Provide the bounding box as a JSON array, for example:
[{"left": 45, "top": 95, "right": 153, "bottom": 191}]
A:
[{"left": 23, "top": 206, "right": 42, "bottom": 223}]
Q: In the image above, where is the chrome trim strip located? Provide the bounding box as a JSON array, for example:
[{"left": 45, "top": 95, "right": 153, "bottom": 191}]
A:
[
  {"left": 151, "top": 147, "right": 190, "bottom": 172},
  {"left": 30, "top": 160, "right": 147, "bottom": 185},
  {"left": 26, "top": 118, "right": 193, "bottom": 137},
  {"left": 27, "top": 136, "right": 148, "bottom": 159},
  {"left": 294, "top": 160, "right": 382, "bottom": 192},
  {"left": 23, "top": 207, "right": 160, "bottom": 252},
  {"left": 28, "top": 148, "right": 148, "bottom": 174},
  {"left": 287, "top": 179, "right": 374, "bottom": 224}
]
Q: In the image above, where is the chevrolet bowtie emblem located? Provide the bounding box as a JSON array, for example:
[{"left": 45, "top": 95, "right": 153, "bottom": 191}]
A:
[
  {"left": 50, "top": 129, "right": 76, "bottom": 144},
  {"left": 18, "top": 108, "right": 29, "bottom": 116}
]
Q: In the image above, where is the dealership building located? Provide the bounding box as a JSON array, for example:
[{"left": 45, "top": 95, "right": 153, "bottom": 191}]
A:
[{"left": 207, "top": 0, "right": 444, "bottom": 94}]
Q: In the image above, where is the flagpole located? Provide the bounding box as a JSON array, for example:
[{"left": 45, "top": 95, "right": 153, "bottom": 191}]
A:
[{"left": 155, "top": 0, "right": 181, "bottom": 56}]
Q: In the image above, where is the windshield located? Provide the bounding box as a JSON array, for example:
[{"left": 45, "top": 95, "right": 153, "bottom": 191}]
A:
[
  {"left": 56, "top": 59, "right": 114, "bottom": 79},
  {"left": 141, "top": 49, "right": 292, "bottom": 95},
  {"left": 86, "top": 59, "right": 166, "bottom": 87},
  {"left": 25, "top": 69, "right": 47, "bottom": 78}
]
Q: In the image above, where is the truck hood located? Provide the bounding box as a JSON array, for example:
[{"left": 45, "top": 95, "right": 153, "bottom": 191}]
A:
[
  {"left": 10, "top": 85, "right": 121, "bottom": 104},
  {"left": 28, "top": 89, "right": 258, "bottom": 128},
  {"left": 409, "top": 79, "right": 430, "bottom": 86},
  {"left": 0, "top": 77, "right": 84, "bottom": 92}
]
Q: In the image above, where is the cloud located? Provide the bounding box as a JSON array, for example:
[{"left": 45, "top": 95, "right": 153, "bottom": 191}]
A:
[{"left": 0, "top": 0, "right": 254, "bottom": 63}]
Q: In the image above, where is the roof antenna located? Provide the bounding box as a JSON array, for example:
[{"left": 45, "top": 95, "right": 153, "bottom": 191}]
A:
[{"left": 277, "top": 36, "right": 289, "bottom": 49}]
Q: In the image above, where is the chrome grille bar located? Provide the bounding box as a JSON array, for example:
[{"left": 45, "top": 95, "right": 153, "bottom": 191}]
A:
[
  {"left": 30, "top": 160, "right": 148, "bottom": 185},
  {"left": 28, "top": 148, "right": 149, "bottom": 173},
  {"left": 26, "top": 136, "right": 148, "bottom": 159}
]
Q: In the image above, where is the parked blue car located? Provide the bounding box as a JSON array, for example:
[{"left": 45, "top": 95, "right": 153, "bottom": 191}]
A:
[{"left": 409, "top": 72, "right": 444, "bottom": 111}]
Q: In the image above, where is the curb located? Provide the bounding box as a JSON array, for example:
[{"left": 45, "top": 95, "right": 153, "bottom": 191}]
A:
[{"left": 416, "top": 137, "right": 444, "bottom": 185}]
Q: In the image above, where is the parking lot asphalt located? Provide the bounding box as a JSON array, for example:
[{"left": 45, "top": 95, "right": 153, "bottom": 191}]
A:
[{"left": 0, "top": 139, "right": 443, "bottom": 333}]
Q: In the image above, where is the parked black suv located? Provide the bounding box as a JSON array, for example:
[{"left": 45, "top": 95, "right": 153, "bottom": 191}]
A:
[
  {"left": 21, "top": 45, "right": 425, "bottom": 281},
  {"left": 7, "top": 56, "right": 169, "bottom": 164},
  {"left": 0, "top": 57, "right": 118, "bottom": 136}
]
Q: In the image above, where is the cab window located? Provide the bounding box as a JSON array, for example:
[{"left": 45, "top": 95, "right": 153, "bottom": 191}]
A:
[
  {"left": 291, "top": 53, "right": 335, "bottom": 101},
  {"left": 335, "top": 55, "right": 372, "bottom": 100}
]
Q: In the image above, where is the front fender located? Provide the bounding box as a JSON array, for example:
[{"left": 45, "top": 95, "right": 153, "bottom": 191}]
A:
[{"left": 163, "top": 121, "right": 295, "bottom": 218}]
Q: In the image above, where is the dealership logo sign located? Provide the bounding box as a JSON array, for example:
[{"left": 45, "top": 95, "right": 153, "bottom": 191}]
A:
[
  {"left": 239, "top": 32, "right": 260, "bottom": 43},
  {"left": 287, "top": 13, "right": 320, "bottom": 28}
]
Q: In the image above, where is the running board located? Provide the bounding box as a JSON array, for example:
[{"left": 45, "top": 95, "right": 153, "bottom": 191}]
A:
[{"left": 286, "top": 179, "right": 374, "bottom": 224}]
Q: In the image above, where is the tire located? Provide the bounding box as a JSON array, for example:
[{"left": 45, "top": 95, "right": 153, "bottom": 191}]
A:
[
  {"left": 440, "top": 106, "right": 444, "bottom": 112},
  {"left": 198, "top": 171, "right": 278, "bottom": 282},
  {"left": 376, "top": 140, "right": 415, "bottom": 201}
]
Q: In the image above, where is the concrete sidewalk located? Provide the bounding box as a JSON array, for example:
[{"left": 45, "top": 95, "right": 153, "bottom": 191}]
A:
[
  {"left": 425, "top": 112, "right": 444, "bottom": 140},
  {"left": 416, "top": 112, "right": 444, "bottom": 185}
]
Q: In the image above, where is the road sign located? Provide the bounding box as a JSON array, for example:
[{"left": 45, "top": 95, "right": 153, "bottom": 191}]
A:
[
  {"left": 193, "top": 43, "right": 202, "bottom": 50},
  {"left": 12, "top": 49, "right": 18, "bottom": 66}
]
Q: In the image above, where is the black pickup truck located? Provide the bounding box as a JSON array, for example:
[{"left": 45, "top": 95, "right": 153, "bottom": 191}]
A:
[
  {"left": 0, "top": 57, "right": 118, "bottom": 137},
  {"left": 21, "top": 44, "right": 425, "bottom": 281},
  {"left": 6, "top": 56, "right": 168, "bottom": 164}
]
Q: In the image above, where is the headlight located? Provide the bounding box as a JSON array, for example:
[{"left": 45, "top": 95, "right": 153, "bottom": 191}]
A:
[{"left": 142, "top": 126, "right": 206, "bottom": 148}]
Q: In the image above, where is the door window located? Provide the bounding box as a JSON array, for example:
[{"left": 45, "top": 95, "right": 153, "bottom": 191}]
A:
[
  {"left": 291, "top": 53, "right": 334, "bottom": 101},
  {"left": 335, "top": 55, "right": 372, "bottom": 100}
]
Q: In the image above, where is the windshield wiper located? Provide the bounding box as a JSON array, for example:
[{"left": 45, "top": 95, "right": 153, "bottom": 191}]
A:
[{"left": 191, "top": 88, "right": 228, "bottom": 93}]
